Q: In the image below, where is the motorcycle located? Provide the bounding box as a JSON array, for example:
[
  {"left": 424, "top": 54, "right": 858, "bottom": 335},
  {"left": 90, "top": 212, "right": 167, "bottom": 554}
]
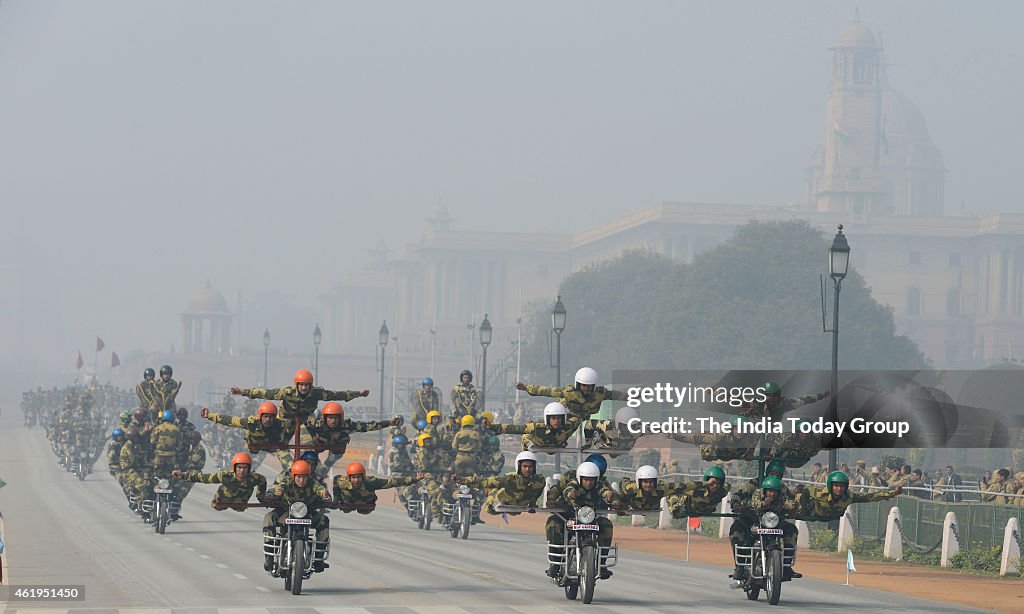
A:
[
  {"left": 548, "top": 506, "right": 618, "bottom": 605},
  {"left": 442, "top": 484, "right": 479, "bottom": 539},
  {"left": 262, "top": 501, "right": 330, "bottom": 595},
  {"left": 731, "top": 511, "right": 796, "bottom": 605},
  {"left": 407, "top": 485, "right": 432, "bottom": 530},
  {"left": 141, "top": 477, "right": 181, "bottom": 534}
]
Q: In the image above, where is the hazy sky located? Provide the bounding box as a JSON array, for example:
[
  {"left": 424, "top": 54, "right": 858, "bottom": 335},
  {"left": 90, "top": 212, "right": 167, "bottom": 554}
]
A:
[{"left": 1, "top": 0, "right": 1021, "bottom": 372}]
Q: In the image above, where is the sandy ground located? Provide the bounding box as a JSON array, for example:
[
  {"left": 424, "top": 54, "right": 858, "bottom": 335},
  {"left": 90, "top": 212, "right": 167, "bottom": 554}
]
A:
[{"left": 384, "top": 496, "right": 1023, "bottom": 613}]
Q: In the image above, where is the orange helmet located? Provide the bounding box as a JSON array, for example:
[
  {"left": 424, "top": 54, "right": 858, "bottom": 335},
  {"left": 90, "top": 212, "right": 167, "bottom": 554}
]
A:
[
  {"left": 257, "top": 402, "right": 278, "bottom": 417},
  {"left": 322, "top": 402, "right": 345, "bottom": 418},
  {"left": 346, "top": 462, "right": 366, "bottom": 476},
  {"left": 294, "top": 370, "right": 314, "bottom": 385},
  {"left": 291, "top": 460, "right": 312, "bottom": 476},
  {"left": 231, "top": 452, "right": 252, "bottom": 469}
]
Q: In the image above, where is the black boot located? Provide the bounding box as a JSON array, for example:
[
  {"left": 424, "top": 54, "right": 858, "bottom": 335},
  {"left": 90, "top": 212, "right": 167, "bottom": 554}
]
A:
[{"left": 783, "top": 567, "right": 802, "bottom": 579}]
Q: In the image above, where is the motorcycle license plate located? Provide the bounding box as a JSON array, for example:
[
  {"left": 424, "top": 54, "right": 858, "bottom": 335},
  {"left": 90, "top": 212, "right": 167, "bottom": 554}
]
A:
[
  {"left": 285, "top": 518, "right": 312, "bottom": 525},
  {"left": 755, "top": 528, "right": 783, "bottom": 534},
  {"left": 572, "top": 524, "right": 600, "bottom": 531},
  {"left": 154, "top": 488, "right": 173, "bottom": 494},
  {"left": 458, "top": 494, "right": 474, "bottom": 499}
]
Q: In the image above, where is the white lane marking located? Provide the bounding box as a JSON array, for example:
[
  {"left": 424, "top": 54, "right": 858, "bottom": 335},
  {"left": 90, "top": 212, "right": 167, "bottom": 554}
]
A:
[
  {"left": 185, "top": 547, "right": 196, "bottom": 551},
  {"left": 216, "top": 563, "right": 229, "bottom": 568},
  {"left": 233, "top": 573, "right": 248, "bottom": 580},
  {"left": 255, "top": 586, "right": 271, "bottom": 593},
  {"left": 199, "top": 554, "right": 211, "bottom": 559},
  {"left": 173, "top": 542, "right": 183, "bottom": 546}
]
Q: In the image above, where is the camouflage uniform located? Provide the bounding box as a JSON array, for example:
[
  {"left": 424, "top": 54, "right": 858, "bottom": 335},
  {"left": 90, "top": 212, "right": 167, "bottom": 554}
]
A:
[
  {"left": 794, "top": 485, "right": 899, "bottom": 521},
  {"left": 150, "top": 378, "right": 182, "bottom": 419},
  {"left": 136, "top": 380, "right": 157, "bottom": 412},
  {"left": 507, "top": 416, "right": 581, "bottom": 450},
  {"left": 521, "top": 383, "right": 629, "bottom": 420},
  {"left": 982, "top": 477, "right": 1014, "bottom": 505},
  {"left": 263, "top": 478, "right": 331, "bottom": 545},
  {"left": 150, "top": 421, "right": 182, "bottom": 476},
  {"left": 583, "top": 419, "right": 640, "bottom": 455},
  {"left": 179, "top": 468, "right": 268, "bottom": 511},
  {"left": 617, "top": 477, "right": 702, "bottom": 512},
  {"left": 107, "top": 437, "right": 126, "bottom": 479},
  {"left": 450, "top": 425, "right": 483, "bottom": 474},
  {"left": 668, "top": 431, "right": 758, "bottom": 462},
  {"left": 333, "top": 475, "right": 421, "bottom": 514},
  {"left": 450, "top": 383, "right": 479, "bottom": 418},
  {"left": 119, "top": 439, "right": 152, "bottom": 502},
  {"left": 305, "top": 415, "right": 392, "bottom": 478},
  {"left": 462, "top": 472, "right": 546, "bottom": 514},
  {"left": 236, "top": 385, "right": 364, "bottom": 423},
  {"left": 730, "top": 488, "right": 800, "bottom": 549},
  {"left": 176, "top": 443, "right": 207, "bottom": 501},
  {"left": 738, "top": 390, "right": 829, "bottom": 421},
  {"left": 546, "top": 478, "right": 619, "bottom": 554},
  {"left": 675, "top": 479, "right": 732, "bottom": 517},
  {"left": 388, "top": 445, "right": 416, "bottom": 476},
  {"left": 205, "top": 412, "right": 296, "bottom": 449},
  {"left": 410, "top": 387, "right": 442, "bottom": 423},
  {"left": 765, "top": 431, "right": 823, "bottom": 467}
]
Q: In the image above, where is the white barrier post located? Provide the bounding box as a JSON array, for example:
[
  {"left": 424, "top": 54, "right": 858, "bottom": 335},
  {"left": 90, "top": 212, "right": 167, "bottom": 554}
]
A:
[
  {"left": 837, "top": 510, "right": 855, "bottom": 552},
  {"left": 1000, "top": 517, "right": 1020, "bottom": 576},
  {"left": 542, "top": 477, "right": 553, "bottom": 508},
  {"left": 940, "top": 511, "right": 959, "bottom": 567},
  {"left": 658, "top": 497, "right": 671, "bottom": 530},
  {"left": 795, "top": 520, "right": 809, "bottom": 548},
  {"left": 632, "top": 513, "right": 645, "bottom": 527},
  {"left": 367, "top": 454, "right": 376, "bottom": 472},
  {"left": 883, "top": 506, "right": 903, "bottom": 561},
  {"left": 718, "top": 496, "right": 733, "bottom": 539}
]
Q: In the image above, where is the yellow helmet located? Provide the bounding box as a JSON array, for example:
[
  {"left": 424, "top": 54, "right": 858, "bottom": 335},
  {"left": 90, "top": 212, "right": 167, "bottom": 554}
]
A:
[
  {"left": 426, "top": 410, "right": 441, "bottom": 424},
  {"left": 480, "top": 411, "right": 495, "bottom": 423},
  {"left": 417, "top": 433, "right": 432, "bottom": 447},
  {"left": 461, "top": 415, "right": 476, "bottom": 427}
]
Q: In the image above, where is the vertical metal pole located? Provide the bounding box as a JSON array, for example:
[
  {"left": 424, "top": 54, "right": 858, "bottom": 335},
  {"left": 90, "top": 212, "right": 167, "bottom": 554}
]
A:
[
  {"left": 554, "top": 331, "right": 562, "bottom": 474},
  {"left": 829, "top": 279, "right": 841, "bottom": 473},
  {"left": 481, "top": 345, "right": 488, "bottom": 409},
  {"left": 379, "top": 345, "right": 386, "bottom": 445},
  {"left": 314, "top": 346, "right": 319, "bottom": 385},
  {"left": 263, "top": 347, "right": 268, "bottom": 387}
]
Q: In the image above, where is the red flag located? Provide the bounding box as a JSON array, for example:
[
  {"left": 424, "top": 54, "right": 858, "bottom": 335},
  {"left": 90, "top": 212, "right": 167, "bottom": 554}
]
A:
[
  {"left": 96, "top": 337, "right": 105, "bottom": 352},
  {"left": 111, "top": 352, "right": 120, "bottom": 368},
  {"left": 76, "top": 351, "right": 84, "bottom": 370},
  {"left": 687, "top": 517, "right": 701, "bottom": 530}
]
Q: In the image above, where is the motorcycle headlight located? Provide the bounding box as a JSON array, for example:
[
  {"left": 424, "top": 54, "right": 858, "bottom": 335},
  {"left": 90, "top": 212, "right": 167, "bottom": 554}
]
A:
[
  {"left": 459, "top": 484, "right": 470, "bottom": 495},
  {"left": 157, "top": 478, "right": 170, "bottom": 490},
  {"left": 577, "top": 506, "right": 596, "bottom": 524},
  {"left": 289, "top": 502, "right": 308, "bottom": 518},
  {"left": 761, "top": 511, "right": 780, "bottom": 528}
]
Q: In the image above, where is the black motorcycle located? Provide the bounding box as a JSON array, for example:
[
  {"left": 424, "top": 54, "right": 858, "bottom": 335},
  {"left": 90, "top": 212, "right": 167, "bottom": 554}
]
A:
[
  {"left": 443, "top": 484, "right": 479, "bottom": 539},
  {"left": 732, "top": 510, "right": 796, "bottom": 605},
  {"left": 142, "top": 477, "right": 180, "bottom": 534},
  {"left": 548, "top": 505, "right": 617, "bottom": 605},
  {"left": 263, "top": 501, "right": 330, "bottom": 595}
]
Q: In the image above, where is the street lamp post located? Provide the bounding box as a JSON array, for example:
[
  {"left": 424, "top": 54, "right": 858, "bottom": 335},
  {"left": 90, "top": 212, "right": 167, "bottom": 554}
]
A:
[
  {"left": 551, "top": 296, "right": 567, "bottom": 472},
  {"left": 378, "top": 321, "right": 389, "bottom": 445},
  {"left": 262, "top": 328, "right": 271, "bottom": 386},
  {"left": 479, "top": 314, "right": 492, "bottom": 409},
  {"left": 826, "top": 225, "right": 850, "bottom": 474},
  {"left": 313, "top": 323, "right": 322, "bottom": 385}
]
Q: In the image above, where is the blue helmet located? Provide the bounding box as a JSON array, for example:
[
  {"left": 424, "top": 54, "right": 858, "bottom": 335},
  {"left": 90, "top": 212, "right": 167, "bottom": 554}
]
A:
[
  {"left": 161, "top": 410, "right": 175, "bottom": 422},
  {"left": 300, "top": 451, "right": 320, "bottom": 465},
  {"left": 414, "top": 419, "right": 428, "bottom": 431},
  {"left": 584, "top": 454, "right": 608, "bottom": 475},
  {"left": 422, "top": 377, "right": 434, "bottom": 386},
  {"left": 393, "top": 434, "right": 409, "bottom": 446},
  {"left": 112, "top": 428, "right": 124, "bottom": 438}
]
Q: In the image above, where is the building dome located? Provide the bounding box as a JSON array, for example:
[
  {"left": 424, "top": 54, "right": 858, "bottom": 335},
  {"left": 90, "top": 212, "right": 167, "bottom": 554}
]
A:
[
  {"left": 833, "top": 20, "right": 878, "bottom": 49},
  {"left": 881, "top": 89, "right": 944, "bottom": 169},
  {"left": 184, "top": 281, "right": 229, "bottom": 314}
]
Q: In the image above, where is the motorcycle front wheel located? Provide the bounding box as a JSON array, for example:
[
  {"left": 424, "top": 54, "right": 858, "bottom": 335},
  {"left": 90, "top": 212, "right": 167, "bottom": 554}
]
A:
[
  {"left": 580, "top": 544, "right": 598, "bottom": 604},
  {"left": 766, "top": 549, "right": 782, "bottom": 605},
  {"left": 290, "top": 538, "right": 304, "bottom": 595},
  {"left": 460, "top": 503, "right": 471, "bottom": 540}
]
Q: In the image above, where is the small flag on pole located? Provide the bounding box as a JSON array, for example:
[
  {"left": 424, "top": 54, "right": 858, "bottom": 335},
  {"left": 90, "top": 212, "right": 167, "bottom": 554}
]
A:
[
  {"left": 111, "top": 352, "right": 120, "bottom": 368},
  {"left": 847, "top": 549, "right": 856, "bottom": 572},
  {"left": 96, "top": 337, "right": 105, "bottom": 352},
  {"left": 76, "top": 351, "right": 84, "bottom": 370},
  {"left": 687, "top": 517, "right": 701, "bottom": 530},
  {"left": 501, "top": 512, "right": 509, "bottom": 524}
]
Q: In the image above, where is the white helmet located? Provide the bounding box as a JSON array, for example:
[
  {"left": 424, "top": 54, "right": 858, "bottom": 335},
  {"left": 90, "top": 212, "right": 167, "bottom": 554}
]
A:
[
  {"left": 577, "top": 461, "right": 601, "bottom": 479},
  {"left": 615, "top": 406, "right": 639, "bottom": 426},
  {"left": 574, "top": 367, "right": 599, "bottom": 386},
  {"left": 543, "top": 402, "right": 568, "bottom": 418},
  {"left": 636, "top": 465, "right": 658, "bottom": 481},
  {"left": 515, "top": 450, "right": 538, "bottom": 467}
]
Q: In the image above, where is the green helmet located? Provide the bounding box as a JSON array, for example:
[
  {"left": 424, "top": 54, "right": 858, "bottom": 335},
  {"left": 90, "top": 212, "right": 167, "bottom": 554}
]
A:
[
  {"left": 761, "top": 476, "right": 783, "bottom": 491},
  {"left": 119, "top": 411, "right": 132, "bottom": 425},
  {"left": 766, "top": 460, "right": 786, "bottom": 476},
  {"left": 763, "top": 381, "right": 781, "bottom": 396},
  {"left": 826, "top": 471, "right": 850, "bottom": 489},
  {"left": 488, "top": 435, "right": 500, "bottom": 446},
  {"left": 704, "top": 466, "right": 726, "bottom": 481}
]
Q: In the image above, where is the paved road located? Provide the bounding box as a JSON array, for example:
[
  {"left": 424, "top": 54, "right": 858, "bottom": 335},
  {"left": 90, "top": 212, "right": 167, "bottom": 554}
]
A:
[{"left": 0, "top": 411, "right": 991, "bottom": 613}]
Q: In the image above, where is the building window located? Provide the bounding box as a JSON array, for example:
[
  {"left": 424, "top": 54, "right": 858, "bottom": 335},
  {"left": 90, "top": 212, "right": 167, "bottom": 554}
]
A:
[
  {"left": 909, "top": 251, "right": 921, "bottom": 265},
  {"left": 907, "top": 288, "right": 921, "bottom": 315},
  {"left": 949, "top": 253, "right": 961, "bottom": 266},
  {"left": 947, "top": 289, "right": 961, "bottom": 316}
]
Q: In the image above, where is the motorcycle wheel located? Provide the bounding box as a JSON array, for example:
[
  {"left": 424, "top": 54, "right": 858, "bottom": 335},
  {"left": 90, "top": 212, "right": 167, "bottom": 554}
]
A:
[
  {"left": 77, "top": 464, "right": 86, "bottom": 481},
  {"left": 156, "top": 504, "right": 168, "bottom": 535},
  {"left": 766, "top": 549, "right": 782, "bottom": 605},
  {"left": 290, "top": 538, "right": 304, "bottom": 595},
  {"left": 449, "top": 508, "right": 460, "bottom": 538},
  {"left": 424, "top": 506, "right": 432, "bottom": 530},
  {"left": 580, "top": 544, "right": 598, "bottom": 604},
  {"left": 460, "top": 503, "right": 471, "bottom": 540}
]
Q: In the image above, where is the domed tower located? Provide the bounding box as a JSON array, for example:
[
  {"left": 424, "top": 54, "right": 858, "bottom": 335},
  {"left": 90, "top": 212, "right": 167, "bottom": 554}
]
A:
[
  {"left": 813, "top": 17, "right": 891, "bottom": 216},
  {"left": 180, "top": 281, "right": 234, "bottom": 354}
]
